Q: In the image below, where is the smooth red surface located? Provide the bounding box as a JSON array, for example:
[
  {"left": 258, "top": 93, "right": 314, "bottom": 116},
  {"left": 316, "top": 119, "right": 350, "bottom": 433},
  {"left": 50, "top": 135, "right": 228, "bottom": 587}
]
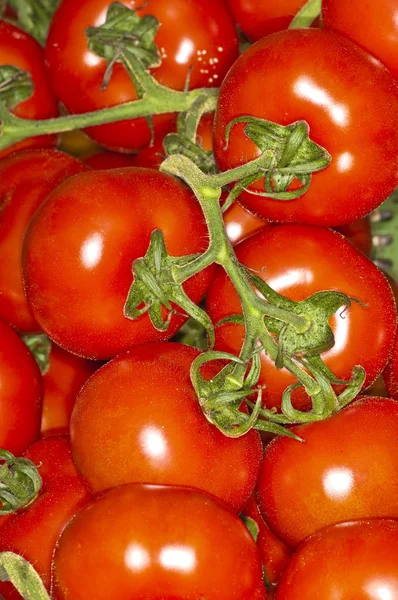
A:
[
  {"left": 275, "top": 520, "right": 398, "bottom": 599},
  {"left": 45, "top": 0, "right": 238, "bottom": 151},
  {"left": 23, "top": 168, "right": 214, "bottom": 359},
  {"left": 0, "top": 320, "right": 42, "bottom": 454},
  {"left": 53, "top": 484, "right": 266, "bottom": 600},
  {"left": 84, "top": 150, "right": 137, "bottom": 169},
  {"left": 257, "top": 397, "right": 398, "bottom": 548},
  {"left": 70, "top": 343, "right": 262, "bottom": 512},
  {"left": 0, "top": 20, "right": 58, "bottom": 158},
  {"left": 206, "top": 225, "right": 396, "bottom": 410},
  {"left": 0, "top": 150, "right": 89, "bottom": 333},
  {"left": 323, "top": 0, "right": 398, "bottom": 80},
  {"left": 223, "top": 202, "right": 268, "bottom": 246},
  {"left": 214, "top": 29, "right": 398, "bottom": 226},
  {"left": 41, "top": 344, "right": 98, "bottom": 436}
]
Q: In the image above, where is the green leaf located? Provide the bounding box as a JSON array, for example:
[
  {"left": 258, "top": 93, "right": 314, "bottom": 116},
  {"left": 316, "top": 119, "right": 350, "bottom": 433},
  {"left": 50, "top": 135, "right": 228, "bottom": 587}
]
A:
[
  {"left": 0, "top": 553, "right": 50, "bottom": 599},
  {"left": 8, "top": 0, "right": 60, "bottom": 46},
  {"left": 0, "top": 66, "right": 33, "bottom": 110}
]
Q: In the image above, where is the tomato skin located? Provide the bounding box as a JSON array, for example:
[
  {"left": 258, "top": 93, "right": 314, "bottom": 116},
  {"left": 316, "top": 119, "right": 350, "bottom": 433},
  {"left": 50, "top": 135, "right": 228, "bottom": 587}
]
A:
[
  {"left": 223, "top": 202, "right": 268, "bottom": 245},
  {"left": 70, "top": 343, "right": 262, "bottom": 512},
  {"left": 85, "top": 150, "right": 137, "bottom": 169},
  {"left": 323, "top": 0, "right": 398, "bottom": 81},
  {"left": 0, "top": 320, "right": 42, "bottom": 454},
  {"left": 41, "top": 345, "right": 98, "bottom": 436},
  {"left": 0, "top": 150, "right": 89, "bottom": 333},
  {"left": 45, "top": 0, "right": 238, "bottom": 152},
  {"left": 214, "top": 29, "right": 398, "bottom": 226},
  {"left": 335, "top": 217, "right": 372, "bottom": 258},
  {"left": 257, "top": 397, "right": 398, "bottom": 548},
  {"left": 206, "top": 225, "right": 396, "bottom": 411},
  {"left": 226, "top": 0, "right": 314, "bottom": 41},
  {"left": 0, "top": 20, "right": 58, "bottom": 158},
  {"left": 52, "top": 483, "right": 266, "bottom": 600},
  {"left": 275, "top": 519, "right": 398, "bottom": 599},
  {"left": 23, "top": 168, "right": 214, "bottom": 359},
  {"left": 23, "top": 435, "right": 84, "bottom": 489}
]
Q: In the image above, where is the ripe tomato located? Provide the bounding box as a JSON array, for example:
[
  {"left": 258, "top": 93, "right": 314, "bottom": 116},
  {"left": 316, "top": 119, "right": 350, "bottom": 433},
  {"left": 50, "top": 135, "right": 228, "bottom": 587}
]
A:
[
  {"left": 223, "top": 202, "right": 268, "bottom": 245},
  {"left": 214, "top": 29, "right": 398, "bottom": 226},
  {"left": 0, "top": 150, "right": 89, "bottom": 333},
  {"left": 226, "top": 0, "right": 315, "bottom": 41},
  {"left": 0, "top": 320, "right": 42, "bottom": 454},
  {"left": 41, "top": 345, "right": 98, "bottom": 436},
  {"left": 257, "top": 397, "right": 398, "bottom": 548},
  {"left": 70, "top": 343, "right": 262, "bottom": 512},
  {"left": 0, "top": 20, "right": 58, "bottom": 159},
  {"left": 23, "top": 168, "right": 214, "bottom": 359},
  {"left": 23, "top": 435, "right": 85, "bottom": 488},
  {"left": 335, "top": 217, "right": 372, "bottom": 258},
  {"left": 206, "top": 225, "right": 396, "bottom": 411},
  {"left": 85, "top": 150, "right": 137, "bottom": 169},
  {"left": 53, "top": 484, "right": 266, "bottom": 600},
  {"left": 384, "top": 333, "right": 398, "bottom": 399},
  {"left": 275, "top": 520, "right": 398, "bottom": 599},
  {"left": 322, "top": 0, "right": 398, "bottom": 81},
  {"left": 45, "top": 0, "right": 238, "bottom": 152}
]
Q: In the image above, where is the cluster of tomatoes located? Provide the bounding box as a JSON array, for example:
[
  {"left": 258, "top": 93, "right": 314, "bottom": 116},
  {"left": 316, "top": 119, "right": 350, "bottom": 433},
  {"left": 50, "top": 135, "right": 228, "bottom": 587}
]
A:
[{"left": 1, "top": 0, "right": 398, "bottom": 598}]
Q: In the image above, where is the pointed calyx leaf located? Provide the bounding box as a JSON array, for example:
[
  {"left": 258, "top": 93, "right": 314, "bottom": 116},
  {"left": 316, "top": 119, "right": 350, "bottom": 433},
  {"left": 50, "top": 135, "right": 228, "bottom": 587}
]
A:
[
  {"left": 0, "top": 450, "right": 42, "bottom": 516},
  {"left": 7, "top": 0, "right": 60, "bottom": 46},
  {"left": 124, "top": 229, "right": 215, "bottom": 345},
  {"left": 21, "top": 334, "right": 52, "bottom": 375},
  {"left": 225, "top": 116, "right": 331, "bottom": 201},
  {"left": 86, "top": 1, "right": 161, "bottom": 88},
  {"left": 0, "top": 552, "right": 50, "bottom": 600},
  {"left": 0, "top": 66, "right": 33, "bottom": 110}
]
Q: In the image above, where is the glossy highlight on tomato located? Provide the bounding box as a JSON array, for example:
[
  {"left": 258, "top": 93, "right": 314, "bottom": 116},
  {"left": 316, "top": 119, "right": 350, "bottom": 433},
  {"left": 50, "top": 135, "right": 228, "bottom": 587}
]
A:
[
  {"left": 23, "top": 168, "right": 214, "bottom": 359},
  {"left": 214, "top": 29, "right": 398, "bottom": 226},
  {"left": 52, "top": 484, "right": 266, "bottom": 600}
]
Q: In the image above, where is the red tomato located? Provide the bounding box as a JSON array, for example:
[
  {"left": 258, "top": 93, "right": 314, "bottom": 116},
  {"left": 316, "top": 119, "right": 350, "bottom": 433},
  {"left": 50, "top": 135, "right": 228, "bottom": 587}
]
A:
[
  {"left": 85, "top": 150, "right": 137, "bottom": 169},
  {"left": 257, "top": 397, "right": 398, "bottom": 548},
  {"left": 0, "top": 320, "right": 42, "bottom": 454},
  {"left": 242, "top": 493, "right": 292, "bottom": 586},
  {"left": 23, "top": 168, "right": 214, "bottom": 359},
  {"left": 335, "top": 217, "right": 372, "bottom": 258},
  {"left": 41, "top": 345, "right": 98, "bottom": 436},
  {"left": 53, "top": 484, "right": 266, "bottom": 600},
  {"left": 0, "top": 150, "right": 89, "bottom": 333},
  {"left": 275, "top": 520, "right": 398, "bottom": 599},
  {"left": 214, "top": 29, "right": 398, "bottom": 226},
  {"left": 226, "top": 0, "right": 316, "bottom": 41},
  {"left": 23, "top": 435, "right": 84, "bottom": 489},
  {"left": 45, "top": 0, "right": 238, "bottom": 152},
  {"left": 206, "top": 225, "right": 396, "bottom": 410},
  {"left": 224, "top": 202, "right": 268, "bottom": 245},
  {"left": 323, "top": 0, "right": 398, "bottom": 81},
  {"left": 70, "top": 343, "right": 262, "bottom": 512},
  {"left": 384, "top": 333, "right": 398, "bottom": 400},
  {"left": 0, "top": 20, "right": 58, "bottom": 158}
]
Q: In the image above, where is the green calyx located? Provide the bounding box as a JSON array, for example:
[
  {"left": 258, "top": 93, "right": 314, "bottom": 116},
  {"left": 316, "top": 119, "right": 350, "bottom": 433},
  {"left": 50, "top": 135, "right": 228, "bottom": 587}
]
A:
[
  {"left": 7, "top": 0, "right": 60, "bottom": 46},
  {"left": 86, "top": 2, "right": 161, "bottom": 89},
  {"left": 21, "top": 334, "right": 52, "bottom": 375},
  {"left": 0, "top": 65, "right": 33, "bottom": 110},
  {"left": 223, "top": 116, "right": 331, "bottom": 204},
  {"left": 0, "top": 553, "right": 50, "bottom": 600},
  {"left": 0, "top": 449, "right": 42, "bottom": 516},
  {"left": 124, "top": 229, "right": 215, "bottom": 345}
]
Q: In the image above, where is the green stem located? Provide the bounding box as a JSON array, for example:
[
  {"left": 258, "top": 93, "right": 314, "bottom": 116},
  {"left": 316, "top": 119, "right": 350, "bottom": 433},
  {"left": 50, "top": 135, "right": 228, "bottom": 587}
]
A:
[{"left": 289, "top": 0, "right": 322, "bottom": 29}]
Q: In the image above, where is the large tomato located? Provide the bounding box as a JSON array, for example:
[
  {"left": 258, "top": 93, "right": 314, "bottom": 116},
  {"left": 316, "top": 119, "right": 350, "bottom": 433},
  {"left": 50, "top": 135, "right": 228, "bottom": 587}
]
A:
[
  {"left": 0, "top": 20, "right": 58, "bottom": 158},
  {"left": 206, "top": 225, "right": 396, "bottom": 410},
  {"left": 0, "top": 150, "right": 89, "bottom": 333},
  {"left": 257, "top": 397, "right": 398, "bottom": 548},
  {"left": 45, "top": 0, "right": 238, "bottom": 151},
  {"left": 23, "top": 168, "right": 213, "bottom": 359},
  {"left": 70, "top": 342, "right": 262, "bottom": 512},
  {"left": 213, "top": 29, "right": 398, "bottom": 226},
  {"left": 275, "top": 520, "right": 398, "bottom": 599},
  {"left": 322, "top": 0, "right": 398, "bottom": 80},
  {"left": 52, "top": 484, "right": 266, "bottom": 600},
  {"left": 0, "top": 320, "right": 42, "bottom": 454}
]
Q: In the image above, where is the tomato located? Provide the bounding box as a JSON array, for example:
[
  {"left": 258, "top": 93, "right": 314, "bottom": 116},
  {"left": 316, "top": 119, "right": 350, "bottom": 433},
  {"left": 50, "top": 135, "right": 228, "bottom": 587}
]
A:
[
  {"left": 242, "top": 493, "right": 291, "bottom": 586},
  {"left": 223, "top": 202, "right": 268, "bottom": 245},
  {"left": 0, "top": 150, "right": 89, "bottom": 333},
  {"left": 257, "top": 397, "right": 398, "bottom": 548},
  {"left": 226, "top": 0, "right": 316, "bottom": 41},
  {"left": 23, "top": 168, "right": 213, "bottom": 359},
  {"left": 53, "top": 483, "right": 266, "bottom": 600},
  {"left": 45, "top": 0, "right": 238, "bottom": 152},
  {"left": 23, "top": 435, "right": 84, "bottom": 488},
  {"left": 0, "top": 320, "right": 42, "bottom": 454},
  {"left": 41, "top": 346, "right": 98, "bottom": 436},
  {"left": 214, "top": 29, "right": 398, "bottom": 226},
  {"left": 85, "top": 150, "right": 137, "bottom": 169},
  {"left": 384, "top": 333, "right": 398, "bottom": 399},
  {"left": 0, "top": 20, "right": 58, "bottom": 159},
  {"left": 335, "top": 217, "right": 372, "bottom": 258},
  {"left": 275, "top": 519, "right": 398, "bottom": 599},
  {"left": 322, "top": 0, "right": 398, "bottom": 81},
  {"left": 70, "top": 342, "right": 262, "bottom": 512},
  {"left": 206, "top": 225, "right": 396, "bottom": 411}
]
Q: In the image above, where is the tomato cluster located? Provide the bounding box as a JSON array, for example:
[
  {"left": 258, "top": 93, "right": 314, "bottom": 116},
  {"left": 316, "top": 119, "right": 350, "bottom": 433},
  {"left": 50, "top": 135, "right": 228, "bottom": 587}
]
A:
[{"left": 0, "top": 1, "right": 398, "bottom": 599}]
